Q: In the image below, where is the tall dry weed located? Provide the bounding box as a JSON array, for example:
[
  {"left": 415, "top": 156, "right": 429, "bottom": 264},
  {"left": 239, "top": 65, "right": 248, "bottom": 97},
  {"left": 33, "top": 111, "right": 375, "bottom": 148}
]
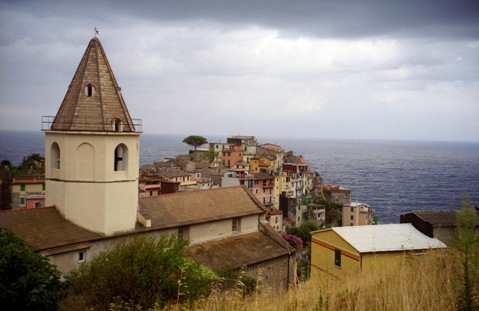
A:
[{"left": 175, "top": 250, "right": 458, "bottom": 311}]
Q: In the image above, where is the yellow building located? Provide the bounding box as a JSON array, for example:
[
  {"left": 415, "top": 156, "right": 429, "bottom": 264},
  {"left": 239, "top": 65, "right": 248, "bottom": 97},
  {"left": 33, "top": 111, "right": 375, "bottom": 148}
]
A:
[
  {"left": 310, "top": 224, "right": 446, "bottom": 277},
  {"left": 273, "top": 172, "right": 291, "bottom": 210},
  {"left": 250, "top": 156, "right": 274, "bottom": 173}
]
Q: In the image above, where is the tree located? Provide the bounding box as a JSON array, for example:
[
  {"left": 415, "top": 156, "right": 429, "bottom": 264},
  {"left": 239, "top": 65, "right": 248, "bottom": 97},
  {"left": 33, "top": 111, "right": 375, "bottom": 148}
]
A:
[
  {"left": 0, "top": 228, "right": 65, "bottom": 310},
  {"left": 182, "top": 135, "right": 208, "bottom": 151},
  {"left": 14, "top": 153, "right": 45, "bottom": 175},
  {"left": 452, "top": 194, "right": 479, "bottom": 311},
  {"left": 0, "top": 164, "right": 13, "bottom": 210},
  {"left": 303, "top": 206, "right": 315, "bottom": 222},
  {"left": 67, "top": 235, "right": 214, "bottom": 309},
  {"left": 202, "top": 148, "right": 219, "bottom": 162},
  {"left": 286, "top": 221, "right": 320, "bottom": 246}
]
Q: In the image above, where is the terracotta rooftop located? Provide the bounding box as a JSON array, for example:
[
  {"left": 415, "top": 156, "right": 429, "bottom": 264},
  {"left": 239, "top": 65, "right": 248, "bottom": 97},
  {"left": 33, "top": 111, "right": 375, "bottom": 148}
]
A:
[
  {"left": 50, "top": 37, "right": 135, "bottom": 132},
  {"left": 185, "top": 223, "right": 293, "bottom": 271},
  {"left": 0, "top": 186, "right": 269, "bottom": 255},
  {"left": 12, "top": 175, "right": 45, "bottom": 184},
  {"left": 0, "top": 206, "right": 103, "bottom": 252},
  {"left": 138, "top": 186, "right": 265, "bottom": 230}
]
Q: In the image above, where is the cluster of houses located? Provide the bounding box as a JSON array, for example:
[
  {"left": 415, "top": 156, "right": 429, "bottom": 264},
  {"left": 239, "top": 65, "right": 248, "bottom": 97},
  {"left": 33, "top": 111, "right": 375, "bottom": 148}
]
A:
[{"left": 1, "top": 36, "right": 474, "bottom": 290}]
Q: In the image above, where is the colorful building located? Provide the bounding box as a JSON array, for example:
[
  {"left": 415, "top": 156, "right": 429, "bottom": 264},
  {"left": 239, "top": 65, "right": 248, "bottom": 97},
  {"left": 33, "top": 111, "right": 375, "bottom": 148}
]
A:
[
  {"left": 250, "top": 156, "right": 275, "bottom": 173},
  {"left": 342, "top": 201, "right": 374, "bottom": 226},
  {"left": 11, "top": 176, "right": 45, "bottom": 209},
  {"left": 310, "top": 224, "right": 446, "bottom": 278},
  {"left": 221, "top": 145, "right": 244, "bottom": 168}
]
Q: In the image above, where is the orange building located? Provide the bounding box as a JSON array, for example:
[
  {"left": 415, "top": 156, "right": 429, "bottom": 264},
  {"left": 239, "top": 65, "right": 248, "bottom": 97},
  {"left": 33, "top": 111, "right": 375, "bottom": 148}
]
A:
[{"left": 221, "top": 145, "right": 244, "bottom": 168}]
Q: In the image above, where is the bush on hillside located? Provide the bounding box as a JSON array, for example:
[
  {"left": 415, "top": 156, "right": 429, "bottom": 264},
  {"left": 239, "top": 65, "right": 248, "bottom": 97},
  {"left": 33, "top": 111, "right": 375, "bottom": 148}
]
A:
[
  {"left": 281, "top": 233, "right": 303, "bottom": 250},
  {"left": 67, "top": 235, "right": 214, "bottom": 309},
  {"left": 0, "top": 227, "right": 65, "bottom": 310}
]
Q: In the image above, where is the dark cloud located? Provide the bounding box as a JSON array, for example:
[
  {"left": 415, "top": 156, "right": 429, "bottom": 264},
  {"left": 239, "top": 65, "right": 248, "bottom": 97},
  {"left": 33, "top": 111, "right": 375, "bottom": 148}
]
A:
[
  {"left": 0, "top": 0, "right": 478, "bottom": 141},
  {"left": 4, "top": 0, "right": 479, "bottom": 40},
  {"left": 106, "top": 0, "right": 479, "bottom": 39}
]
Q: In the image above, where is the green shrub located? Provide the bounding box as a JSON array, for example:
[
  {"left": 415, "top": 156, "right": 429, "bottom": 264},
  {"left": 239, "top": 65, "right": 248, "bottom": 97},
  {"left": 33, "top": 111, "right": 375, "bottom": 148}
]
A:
[
  {"left": 0, "top": 227, "right": 65, "bottom": 310},
  {"left": 67, "top": 234, "right": 213, "bottom": 309}
]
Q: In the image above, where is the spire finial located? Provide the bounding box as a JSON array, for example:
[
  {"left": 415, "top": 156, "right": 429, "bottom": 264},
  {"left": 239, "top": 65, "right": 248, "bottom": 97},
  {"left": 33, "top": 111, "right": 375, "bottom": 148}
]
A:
[{"left": 94, "top": 27, "right": 99, "bottom": 37}]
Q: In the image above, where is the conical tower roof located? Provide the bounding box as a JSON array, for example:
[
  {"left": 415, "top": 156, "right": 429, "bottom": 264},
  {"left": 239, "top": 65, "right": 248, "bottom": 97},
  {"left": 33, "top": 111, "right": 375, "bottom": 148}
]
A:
[{"left": 51, "top": 37, "right": 135, "bottom": 132}]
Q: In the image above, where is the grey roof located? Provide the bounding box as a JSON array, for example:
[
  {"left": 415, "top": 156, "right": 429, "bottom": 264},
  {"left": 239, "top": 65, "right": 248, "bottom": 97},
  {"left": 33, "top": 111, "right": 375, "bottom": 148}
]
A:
[
  {"left": 329, "top": 223, "right": 447, "bottom": 253},
  {"left": 407, "top": 210, "right": 466, "bottom": 226},
  {"left": 253, "top": 173, "right": 275, "bottom": 180}
]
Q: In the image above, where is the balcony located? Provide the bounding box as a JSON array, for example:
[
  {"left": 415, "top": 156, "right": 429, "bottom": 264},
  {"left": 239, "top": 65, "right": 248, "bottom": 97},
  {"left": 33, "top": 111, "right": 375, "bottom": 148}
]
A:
[{"left": 42, "top": 116, "right": 143, "bottom": 132}]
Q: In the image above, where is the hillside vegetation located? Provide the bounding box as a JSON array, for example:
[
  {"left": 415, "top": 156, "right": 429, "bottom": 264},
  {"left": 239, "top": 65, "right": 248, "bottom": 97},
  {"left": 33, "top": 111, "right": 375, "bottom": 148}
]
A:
[
  {"left": 155, "top": 249, "right": 459, "bottom": 311},
  {"left": 67, "top": 198, "right": 478, "bottom": 311}
]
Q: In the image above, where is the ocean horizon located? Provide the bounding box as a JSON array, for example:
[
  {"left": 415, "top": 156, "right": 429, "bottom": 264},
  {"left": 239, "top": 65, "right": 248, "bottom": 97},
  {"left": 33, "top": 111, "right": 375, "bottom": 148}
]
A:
[{"left": 1, "top": 130, "right": 478, "bottom": 224}]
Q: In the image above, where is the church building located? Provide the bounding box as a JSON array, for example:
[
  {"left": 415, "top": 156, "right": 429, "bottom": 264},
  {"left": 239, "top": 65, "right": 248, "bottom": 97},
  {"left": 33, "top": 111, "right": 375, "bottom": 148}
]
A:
[{"left": 0, "top": 36, "right": 296, "bottom": 289}]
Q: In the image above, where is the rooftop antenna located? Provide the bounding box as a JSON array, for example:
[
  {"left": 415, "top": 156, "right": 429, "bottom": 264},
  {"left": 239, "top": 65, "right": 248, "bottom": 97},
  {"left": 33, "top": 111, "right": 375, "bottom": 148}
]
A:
[{"left": 94, "top": 27, "right": 99, "bottom": 37}]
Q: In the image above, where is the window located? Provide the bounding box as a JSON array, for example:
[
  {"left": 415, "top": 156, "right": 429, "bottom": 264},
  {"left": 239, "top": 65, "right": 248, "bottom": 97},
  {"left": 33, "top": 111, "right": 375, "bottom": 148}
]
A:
[
  {"left": 334, "top": 249, "right": 341, "bottom": 267},
  {"left": 114, "top": 144, "right": 128, "bottom": 171},
  {"left": 85, "top": 84, "right": 94, "bottom": 97},
  {"left": 78, "top": 251, "right": 85, "bottom": 263},
  {"left": 20, "top": 197, "right": 25, "bottom": 205},
  {"left": 178, "top": 226, "right": 189, "bottom": 239},
  {"left": 51, "top": 142, "right": 60, "bottom": 170},
  {"left": 42, "top": 183, "right": 45, "bottom": 191},
  {"left": 112, "top": 119, "right": 123, "bottom": 132},
  {"left": 232, "top": 218, "right": 241, "bottom": 232},
  {"left": 350, "top": 215, "right": 354, "bottom": 220},
  {"left": 20, "top": 184, "right": 25, "bottom": 191},
  {"left": 351, "top": 207, "right": 354, "bottom": 212}
]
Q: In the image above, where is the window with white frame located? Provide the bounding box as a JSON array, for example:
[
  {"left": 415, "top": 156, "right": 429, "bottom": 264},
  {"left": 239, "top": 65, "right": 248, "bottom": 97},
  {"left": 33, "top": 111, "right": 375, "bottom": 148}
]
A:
[{"left": 78, "top": 251, "right": 86, "bottom": 263}]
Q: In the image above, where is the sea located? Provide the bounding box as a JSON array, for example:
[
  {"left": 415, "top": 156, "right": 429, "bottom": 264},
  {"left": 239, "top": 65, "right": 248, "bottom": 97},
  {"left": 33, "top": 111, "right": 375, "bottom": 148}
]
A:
[{"left": 1, "top": 130, "right": 478, "bottom": 224}]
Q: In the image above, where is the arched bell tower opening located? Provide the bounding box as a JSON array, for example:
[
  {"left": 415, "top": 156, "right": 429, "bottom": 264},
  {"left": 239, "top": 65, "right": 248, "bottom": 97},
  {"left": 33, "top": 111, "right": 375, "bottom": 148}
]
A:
[
  {"left": 114, "top": 143, "right": 128, "bottom": 172},
  {"left": 43, "top": 37, "right": 142, "bottom": 235}
]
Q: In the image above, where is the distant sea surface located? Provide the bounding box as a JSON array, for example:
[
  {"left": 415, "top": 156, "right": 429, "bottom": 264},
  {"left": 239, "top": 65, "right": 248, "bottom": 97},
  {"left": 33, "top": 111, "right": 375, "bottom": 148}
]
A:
[{"left": 1, "top": 130, "right": 478, "bottom": 224}]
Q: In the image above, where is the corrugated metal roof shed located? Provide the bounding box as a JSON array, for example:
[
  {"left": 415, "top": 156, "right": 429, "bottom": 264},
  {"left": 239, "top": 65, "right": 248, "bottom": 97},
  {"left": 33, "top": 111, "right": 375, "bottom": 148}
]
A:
[{"left": 331, "top": 223, "right": 446, "bottom": 253}]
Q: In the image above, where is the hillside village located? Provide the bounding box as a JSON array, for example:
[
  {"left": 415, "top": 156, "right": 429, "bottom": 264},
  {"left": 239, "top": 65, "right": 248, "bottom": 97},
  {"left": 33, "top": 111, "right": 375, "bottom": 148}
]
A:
[
  {"left": 138, "top": 134, "right": 376, "bottom": 231},
  {"left": 0, "top": 36, "right": 475, "bottom": 309}
]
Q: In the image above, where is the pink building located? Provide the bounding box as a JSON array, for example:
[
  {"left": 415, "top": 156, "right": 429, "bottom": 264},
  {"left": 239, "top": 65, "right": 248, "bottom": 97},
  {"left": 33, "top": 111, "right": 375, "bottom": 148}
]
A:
[
  {"left": 252, "top": 173, "right": 275, "bottom": 210},
  {"left": 268, "top": 209, "right": 284, "bottom": 232}
]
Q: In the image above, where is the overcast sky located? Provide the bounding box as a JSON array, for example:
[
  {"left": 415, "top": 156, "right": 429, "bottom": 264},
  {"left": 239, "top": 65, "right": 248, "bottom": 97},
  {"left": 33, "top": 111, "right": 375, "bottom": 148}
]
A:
[{"left": 1, "top": 0, "right": 478, "bottom": 142}]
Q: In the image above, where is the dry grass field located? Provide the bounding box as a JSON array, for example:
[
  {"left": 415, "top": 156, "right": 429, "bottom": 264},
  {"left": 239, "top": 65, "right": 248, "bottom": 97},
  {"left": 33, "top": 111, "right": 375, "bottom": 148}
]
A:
[{"left": 160, "top": 250, "right": 464, "bottom": 311}]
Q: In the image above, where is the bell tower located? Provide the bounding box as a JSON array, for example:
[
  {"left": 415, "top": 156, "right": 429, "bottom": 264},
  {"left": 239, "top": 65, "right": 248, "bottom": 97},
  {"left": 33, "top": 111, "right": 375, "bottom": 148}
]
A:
[{"left": 43, "top": 37, "right": 142, "bottom": 235}]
